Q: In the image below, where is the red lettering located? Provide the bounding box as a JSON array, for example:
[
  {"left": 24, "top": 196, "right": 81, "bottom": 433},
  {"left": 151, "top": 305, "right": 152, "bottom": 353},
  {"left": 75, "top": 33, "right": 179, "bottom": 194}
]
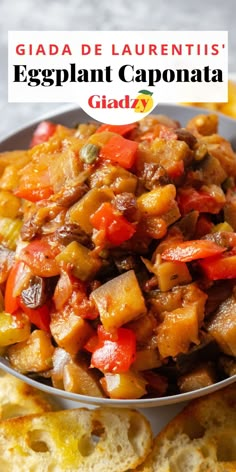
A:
[
  {"left": 62, "top": 44, "right": 72, "bottom": 55},
  {"left": 112, "top": 44, "right": 119, "bottom": 55},
  {"left": 36, "top": 44, "right": 46, "bottom": 55},
  {"left": 95, "top": 44, "right": 102, "bottom": 55},
  {"left": 122, "top": 44, "right": 132, "bottom": 55},
  {"left": 149, "top": 44, "right": 157, "bottom": 55},
  {"left": 49, "top": 44, "right": 59, "bottom": 55},
  {"left": 82, "top": 44, "right": 91, "bottom": 55},
  {"left": 16, "top": 44, "right": 25, "bottom": 55},
  {"left": 88, "top": 95, "right": 100, "bottom": 108}
]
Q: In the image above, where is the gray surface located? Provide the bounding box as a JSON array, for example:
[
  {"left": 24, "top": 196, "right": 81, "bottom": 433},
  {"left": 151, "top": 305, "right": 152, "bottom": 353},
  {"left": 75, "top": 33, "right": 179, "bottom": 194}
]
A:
[{"left": 0, "top": 0, "right": 235, "bottom": 139}]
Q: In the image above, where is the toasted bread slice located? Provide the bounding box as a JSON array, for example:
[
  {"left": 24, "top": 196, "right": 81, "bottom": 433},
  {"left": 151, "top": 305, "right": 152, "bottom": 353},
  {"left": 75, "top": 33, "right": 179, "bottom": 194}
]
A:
[
  {"left": 137, "top": 383, "right": 236, "bottom": 472},
  {"left": 0, "top": 407, "right": 152, "bottom": 472},
  {"left": 0, "top": 370, "right": 55, "bottom": 420}
]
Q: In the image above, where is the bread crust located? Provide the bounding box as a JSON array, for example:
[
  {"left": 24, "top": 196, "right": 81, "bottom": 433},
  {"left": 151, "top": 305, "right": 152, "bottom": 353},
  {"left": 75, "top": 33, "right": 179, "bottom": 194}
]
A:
[
  {"left": 0, "top": 370, "right": 55, "bottom": 419},
  {"left": 136, "top": 383, "right": 236, "bottom": 472}
]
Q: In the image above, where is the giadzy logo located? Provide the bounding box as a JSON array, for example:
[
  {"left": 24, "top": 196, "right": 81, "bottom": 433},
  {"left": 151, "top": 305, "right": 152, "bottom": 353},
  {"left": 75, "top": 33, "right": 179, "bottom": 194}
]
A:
[{"left": 88, "top": 90, "right": 154, "bottom": 113}]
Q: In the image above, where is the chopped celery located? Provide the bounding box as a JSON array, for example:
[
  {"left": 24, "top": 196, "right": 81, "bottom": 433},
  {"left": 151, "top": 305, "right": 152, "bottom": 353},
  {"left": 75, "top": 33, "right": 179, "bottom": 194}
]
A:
[{"left": 0, "top": 217, "right": 22, "bottom": 250}]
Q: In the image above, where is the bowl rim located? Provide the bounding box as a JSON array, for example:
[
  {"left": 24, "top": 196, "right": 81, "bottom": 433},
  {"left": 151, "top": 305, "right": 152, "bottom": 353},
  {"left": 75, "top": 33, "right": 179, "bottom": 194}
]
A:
[
  {"left": 0, "top": 102, "right": 235, "bottom": 408},
  {"left": 1, "top": 102, "right": 236, "bottom": 144},
  {"left": 0, "top": 358, "right": 235, "bottom": 408}
]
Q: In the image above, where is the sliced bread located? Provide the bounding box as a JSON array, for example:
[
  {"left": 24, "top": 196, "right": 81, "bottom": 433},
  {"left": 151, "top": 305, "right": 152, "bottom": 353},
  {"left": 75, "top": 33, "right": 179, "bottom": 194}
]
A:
[
  {"left": 0, "top": 407, "right": 152, "bottom": 472},
  {"left": 137, "top": 383, "right": 236, "bottom": 472},
  {"left": 0, "top": 370, "right": 55, "bottom": 420}
]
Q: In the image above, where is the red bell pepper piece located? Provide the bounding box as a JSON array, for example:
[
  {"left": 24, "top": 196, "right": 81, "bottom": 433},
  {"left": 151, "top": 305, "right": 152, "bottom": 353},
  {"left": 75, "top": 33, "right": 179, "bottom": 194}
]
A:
[
  {"left": 18, "top": 239, "right": 60, "bottom": 277},
  {"left": 4, "top": 262, "right": 25, "bottom": 314},
  {"left": 177, "top": 188, "right": 222, "bottom": 215},
  {"left": 140, "top": 124, "right": 177, "bottom": 142},
  {"left": 199, "top": 253, "right": 236, "bottom": 280},
  {"left": 84, "top": 334, "right": 99, "bottom": 353},
  {"left": 14, "top": 157, "right": 54, "bottom": 203},
  {"left": 19, "top": 300, "right": 51, "bottom": 332},
  {"left": 90, "top": 202, "right": 136, "bottom": 245},
  {"left": 91, "top": 325, "right": 136, "bottom": 373},
  {"left": 30, "top": 121, "right": 57, "bottom": 147},
  {"left": 162, "top": 240, "right": 226, "bottom": 262},
  {"left": 15, "top": 186, "right": 54, "bottom": 202},
  {"left": 95, "top": 123, "right": 137, "bottom": 136},
  {"left": 194, "top": 215, "right": 214, "bottom": 239},
  {"left": 99, "top": 135, "right": 138, "bottom": 169}
]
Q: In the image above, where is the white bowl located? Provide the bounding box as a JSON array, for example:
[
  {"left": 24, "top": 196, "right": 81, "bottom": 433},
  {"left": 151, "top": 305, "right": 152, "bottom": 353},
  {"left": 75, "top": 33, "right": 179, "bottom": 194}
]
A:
[{"left": 0, "top": 104, "right": 235, "bottom": 408}]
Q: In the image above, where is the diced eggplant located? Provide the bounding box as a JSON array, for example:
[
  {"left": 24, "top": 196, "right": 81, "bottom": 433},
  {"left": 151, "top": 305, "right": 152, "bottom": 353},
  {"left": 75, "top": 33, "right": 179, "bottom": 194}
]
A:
[
  {"left": 205, "top": 280, "right": 235, "bottom": 317},
  {"left": 156, "top": 305, "right": 200, "bottom": 358},
  {"left": 50, "top": 311, "right": 94, "bottom": 355},
  {"left": 126, "top": 313, "right": 157, "bottom": 345},
  {"left": 100, "top": 371, "right": 147, "bottom": 399},
  {"left": 91, "top": 270, "right": 147, "bottom": 332},
  {"left": 56, "top": 241, "right": 101, "bottom": 281},
  {"left": 175, "top": 211, "right": 199, "bottom": 240},
  {"left": 88, "top": 163, "right": 137, "bottom": 194},
  {"left": 132, "top": 348, "right": 161, "bottom": 371},
  {"left": 156, "top": 261, "right": 192, "bottom": 292},
  {"left": 143, "top": 371, "right": 168, "bottom": 397},
  {"left": 63, "top": 357, "right": 104, "bottom": 397},
  {"left": 178, "top": 363, "right": 216, "bottom": 393},
  {"left": 219, "top": 355, "right": 236, "bottom": 377},
  {"left": 137, "top": 184, "right": 176, "bottom": 217},
  {"left": 7, "top": 330, "right": 54, "bottom": 373},
  {"left": 224, "top": 200, "right": 236, "bottom": 231},
  {"left": 0, "top": 312, "right": 30, "bottom": 347},
  {"left": 68, "top": 187, "right": 114, "bottom": 234},
  {"left": 207, "top": 295, "right": 236, "bottom": 356},
  {"left": 176, "top": 334, "right": 220, "bottom": 375}
]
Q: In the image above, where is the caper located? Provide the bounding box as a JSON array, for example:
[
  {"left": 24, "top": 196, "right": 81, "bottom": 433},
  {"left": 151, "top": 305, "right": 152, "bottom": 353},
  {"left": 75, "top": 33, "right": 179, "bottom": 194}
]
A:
[{"left": 80, "top": 143, "right": 100, "bottom": 164}]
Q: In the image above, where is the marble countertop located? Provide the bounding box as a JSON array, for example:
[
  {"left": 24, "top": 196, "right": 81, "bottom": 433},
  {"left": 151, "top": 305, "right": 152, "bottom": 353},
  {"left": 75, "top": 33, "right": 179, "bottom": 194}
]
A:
[{"left": 0, "top": 0, "right": 235, "bottom": 139}]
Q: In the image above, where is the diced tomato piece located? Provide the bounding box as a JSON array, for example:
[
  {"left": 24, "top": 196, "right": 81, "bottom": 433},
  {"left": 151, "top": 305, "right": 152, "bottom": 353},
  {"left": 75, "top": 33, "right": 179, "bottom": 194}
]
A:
[
  {"left": 162, "top": 239, "right": 226, "bottom": 262},
  {"left": 90, "top": 202, "right": 136, "bottom": 246},
  {"left": 95, "top": 123, "right": 137, "bottom": 136},
  {"left": 99, "top": 135, "right": 138, "bottom": 169},
  {"left": 91, "top": 325, "right": 136, "bottom": 373},
  {"left": 53, "top": 272, "right": 98, "bottom": 320},
  {"left": 19, "top": 299, "right": 51, "bottom": 332},
  {"left": 177, "top": 188, "right": 222, "bottom": 215},
  {"left": 30, "top": 121, "right": 57, "bottom": 147},
  {"left": 18, "top": 239, "right": 60, "bottom": 277},
  {"left": 199, "top": 253, "right": 236, "bottom": 280}
]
